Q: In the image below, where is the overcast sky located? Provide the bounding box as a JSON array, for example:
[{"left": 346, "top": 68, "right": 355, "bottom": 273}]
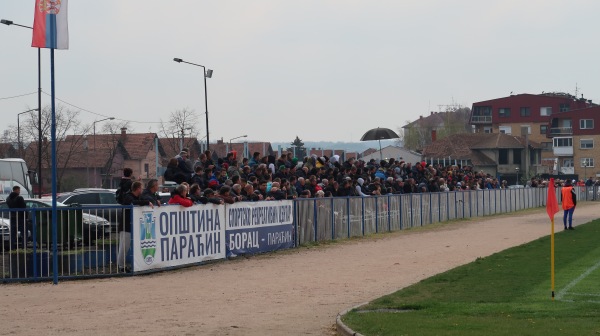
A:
[{"left": 2, "top": 1, "right": 600, "bottom": 144}]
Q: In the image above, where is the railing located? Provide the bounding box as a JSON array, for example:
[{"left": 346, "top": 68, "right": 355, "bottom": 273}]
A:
[
  {"left": 549, "top": 127, "right": 573, "bottom": 135},
  {"left": 2, "top": 186, "right": 598, "bottom": 282},
  {"left": 470, "top": 115, "right": 492, "bottom": 123}
]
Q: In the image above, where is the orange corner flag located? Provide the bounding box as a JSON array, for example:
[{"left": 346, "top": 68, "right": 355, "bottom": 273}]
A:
[{"left": 547, "top": 178, "right": 559, "bottom": 219}]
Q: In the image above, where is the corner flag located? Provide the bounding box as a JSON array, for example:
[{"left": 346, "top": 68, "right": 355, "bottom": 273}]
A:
[
  {"left": 546, "top": 178, "right": 559, "bottom": 219},
  {"left": 32, "top": 0, "right": 69, "bottom": 50}
]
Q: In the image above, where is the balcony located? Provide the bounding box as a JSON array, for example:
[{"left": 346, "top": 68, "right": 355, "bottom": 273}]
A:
[
  {"left": 471, "top": 115, "right": 492, "bottom": 124},
  {"left": 549, "top": 127, "right": 573, "bottom": 136},
  {"left": 553, "top": 146, "right": 573, "bottom": 156}
]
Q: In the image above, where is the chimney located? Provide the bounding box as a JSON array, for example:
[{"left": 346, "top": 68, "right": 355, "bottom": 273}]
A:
[
  {"left": 217, "top": 138, "right": 224, "bottom": 145},
  {"left": 120, "top": 127, "right": 127, "bottom": 141},
  {"left": 431, "top": 129, "right": 437, "bottom": 142},
  {"left": 430, "top": 111, "right": 433, "bottom": 115},
  {"left": 420, "top": 115, "right": 423, "bottom": 119}
]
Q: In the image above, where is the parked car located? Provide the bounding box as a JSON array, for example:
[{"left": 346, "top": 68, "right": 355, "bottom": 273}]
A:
[
  {"left": 0, "top": 199, "right": 111, "bottom": 246},
  {"left": 158, "top": 192, "right": 172, "bottom": 205},
  {"left": 57, "top": 188, "right": 120, "bottom": 232}
]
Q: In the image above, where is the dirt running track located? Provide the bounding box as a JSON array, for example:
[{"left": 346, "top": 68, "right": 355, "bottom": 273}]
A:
[{"left": 1, "top": 203, "right": 598, "bottom": 336}]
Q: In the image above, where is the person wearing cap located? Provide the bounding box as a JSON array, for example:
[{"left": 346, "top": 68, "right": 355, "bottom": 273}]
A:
[{"left": 561, "top": 180, "right": 577, "bottom": 230}]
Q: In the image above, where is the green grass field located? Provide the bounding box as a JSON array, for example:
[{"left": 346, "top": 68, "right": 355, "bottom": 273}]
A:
[{"left": 342, "top": 219, "right": 600, "bottom": 335}]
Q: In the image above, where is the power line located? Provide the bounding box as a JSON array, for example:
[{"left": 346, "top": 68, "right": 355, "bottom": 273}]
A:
[
  {"left": 0, "top": 91, "right": 37, "bottom": 100},
  {"left": 41, "top": 91, "right": 163, "bottom": 124}
]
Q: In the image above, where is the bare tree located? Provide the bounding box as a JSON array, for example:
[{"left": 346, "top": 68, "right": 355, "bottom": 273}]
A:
[
  {"left": 18, "top": 104, "right": 86, "bottom": 191},
  {"left": 158, "top": 108, "right": 200, "bottom": 155}
]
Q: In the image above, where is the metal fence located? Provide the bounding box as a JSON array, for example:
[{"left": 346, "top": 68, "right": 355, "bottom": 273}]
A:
[
  {"left": 295, "top": 186, "right": 598, "bottom": 245},
  {"left": 1, "top": 186, "right": 597, "bottom": 282}
]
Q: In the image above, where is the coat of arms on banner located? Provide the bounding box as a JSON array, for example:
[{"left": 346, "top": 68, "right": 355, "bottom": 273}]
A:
[
  {"left": 139, "top": 212, "right": 156, "bottom": 265},
  {"left": 39, "top": 0, "right": 63, "bottom": 14}
]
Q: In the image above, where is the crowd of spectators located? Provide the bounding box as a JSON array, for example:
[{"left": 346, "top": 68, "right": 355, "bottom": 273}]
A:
[{"left": 160, "top": 147, "right": 598, "bottom": 204}]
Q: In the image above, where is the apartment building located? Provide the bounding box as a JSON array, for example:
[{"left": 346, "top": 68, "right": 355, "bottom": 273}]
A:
[
  {"left": 470, "top": 92, "right": 596, "bottom": 177},
  {"left": 546, "top": 106, "right": 600, "bottom": 178}
]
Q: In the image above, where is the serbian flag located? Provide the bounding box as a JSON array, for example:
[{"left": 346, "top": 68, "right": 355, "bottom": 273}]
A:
[
  {"left": 32, "top": 0, "right": 69, "bottom": 49},
  {"left": 546, "top": 178, "right": 559, "bottom": 219}
]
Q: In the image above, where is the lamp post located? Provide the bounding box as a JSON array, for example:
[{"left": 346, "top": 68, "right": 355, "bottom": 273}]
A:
[
  {"left": 2, "top": 19, "right": 43, "bottom": 198},
  {"left": 173, "top": 57, "right": 213, "bottom": 150},
  {"left": 17, "top": 109, "right": 38, "bottom": 158},
  {"left": 92, "top": 117, "right": 115, "bottom": 187},
  {"left": 515, "top": 167, "right": 520, "bottom": 186},
  {"left": 180, "top": 127, "right": 192, "bottom": 152},
  {"left": 229, "top": 135, "right": 247, "bottom": 154}
]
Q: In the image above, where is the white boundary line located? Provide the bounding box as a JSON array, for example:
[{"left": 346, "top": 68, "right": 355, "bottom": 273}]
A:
[{"left": 556, "top": 259, "right": 600, "bottom": 301}]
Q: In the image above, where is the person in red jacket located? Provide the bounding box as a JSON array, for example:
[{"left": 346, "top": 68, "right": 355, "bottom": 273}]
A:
[
  {"left": 561, "top": 180, "right": 577, "bottom": 230},
  {"left": 168, "top": 185, "right": 194, "bottom": 207}
]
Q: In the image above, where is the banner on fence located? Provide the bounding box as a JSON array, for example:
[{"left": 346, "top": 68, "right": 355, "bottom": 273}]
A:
[
  {"left": 132, "top": 204, "right": 226, "bottom": 272},
  {"left": 226, "top": 200, "right": 294, "bottom": 256}
]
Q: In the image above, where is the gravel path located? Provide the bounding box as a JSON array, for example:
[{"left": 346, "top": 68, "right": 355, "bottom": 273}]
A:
[{"left": 1, "top": 203, "right": 597, "bottom": 336}]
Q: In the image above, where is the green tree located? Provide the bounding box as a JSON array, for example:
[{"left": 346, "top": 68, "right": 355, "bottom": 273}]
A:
[{"left": 288, "top": 136, "right": 306, "bottom": 158}]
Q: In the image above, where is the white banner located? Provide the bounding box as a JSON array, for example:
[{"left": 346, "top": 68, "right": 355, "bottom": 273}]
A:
[{"left": 132, "top": 204, "right": 226, "bottom": 272}]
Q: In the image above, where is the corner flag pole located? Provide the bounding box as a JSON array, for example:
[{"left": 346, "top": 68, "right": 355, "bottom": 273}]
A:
[
  {"left": 551, "top": 216, "right": 555, "bottom": 300},
  {"left": 546, "top": 178, "right": 559, "bottom": 300}
]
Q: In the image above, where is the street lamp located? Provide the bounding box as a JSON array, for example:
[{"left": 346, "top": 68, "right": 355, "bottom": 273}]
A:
[
  {"left": 2, "top": 19, "right": 43, "bottom": 198},
  {"left": 179, "top": 127, "right": 192, "bottom": 152},
  {"left": 17, "top": 109, "right": 38, "bottom": 158},
  {"left": 229, "top": 135, "right": 248, "bottom": 154},
  {"left": 92, "top": 117, "right": 115, "bottom": 187},
  {"left": 173, "top": 57, "right": 213, "bottom": 150},
  {"left": 515, "top": 167, "right": 520, "bottom": 185}
]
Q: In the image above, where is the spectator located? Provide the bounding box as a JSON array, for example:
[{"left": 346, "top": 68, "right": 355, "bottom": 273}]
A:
[
  {"left": 168, "top": 184, "right": 194, "bottom": 207},
  {"left": 118, "top": 181, "right": 154, "bottom": 272},
  {"left": 6, "top": 186, "right": 26, "bottom": 250},
  {"left": 140, "top": 179, "right": 161, "bottom": 206}
]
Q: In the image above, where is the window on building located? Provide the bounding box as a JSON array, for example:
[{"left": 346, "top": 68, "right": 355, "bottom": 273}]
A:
[
  {"left": 499, "top": 149, "right": 508, "bottom": 164},
  {"left": 540, "top": 125, "right": 548, "bottom": 134},
  {"left": 559, "top": 103, "right": 570, "bottom": 112},
  {"left": 580, "top": 139, "right": 594, "bottom": 149},
  {"left": 553, "top": 137, "right": 573, "bottom": 147},
  {"left": 520, "top": 107, "right": 531, "bottom": 116},
  {"left": 473, "top": 106, "right": 492, "bottom": 115},
  {"left": 541, "top": 141, "right": 552, "bottom": 151},
  {"left": 498, "top": 108, "right": 511, "bottom": 117},
  {"left": 483, "top": 127, "right": 492, "bottom": 133},
  {"left": 581, "top": 158, "right": 594, "bottom": 167},
  {"left": 499, "top": 126, "right": 512, "bottom": 134},
  {"left": 580, "top": 119, "right": 594, "bottom": 129},
  {"left": 520, "top": 125, "right": 531, "bottom": 135},
  {"left": 513, "top": 149, "right": 522, "bottom": 164},
  {"left": 144, "top": 163, "right": 150, "bottom": 177},
  {"left": 540, "top": 107, "right": 552, "bottom": 116}
]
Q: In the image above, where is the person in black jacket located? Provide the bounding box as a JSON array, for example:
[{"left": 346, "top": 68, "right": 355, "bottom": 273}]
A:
[
  {"left": 117, "top": 168, "right": 134, "bottom": 204},
  {"left": 6, "top": 186, "right": 27, "bottom": 249},
  {"left": 140, "top": 179, "right": 161, "bottom": 206},
  {"left": 117, "top": 181, "right": 154, "bottom": 272}
]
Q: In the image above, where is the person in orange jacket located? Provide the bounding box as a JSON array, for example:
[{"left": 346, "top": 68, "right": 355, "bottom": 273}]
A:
[{"left": 561, "top": 180, "right": 577, "bottom": 230}]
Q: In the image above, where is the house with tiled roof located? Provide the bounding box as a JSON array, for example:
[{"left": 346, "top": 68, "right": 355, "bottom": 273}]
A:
[
  {"left": 402, "top": 110, "right": 472, "bottom": 151},
  {"left": 422, "top": 133, "right": 543, "bottom": 183},
  {"left": 158, "top": 136, "right": 202, "bottom": 165}
]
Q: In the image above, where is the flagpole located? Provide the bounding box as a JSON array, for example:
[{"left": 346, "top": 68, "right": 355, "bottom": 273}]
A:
[{"left": 50, "top": 48, "right": 58, "bottom": 285}]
